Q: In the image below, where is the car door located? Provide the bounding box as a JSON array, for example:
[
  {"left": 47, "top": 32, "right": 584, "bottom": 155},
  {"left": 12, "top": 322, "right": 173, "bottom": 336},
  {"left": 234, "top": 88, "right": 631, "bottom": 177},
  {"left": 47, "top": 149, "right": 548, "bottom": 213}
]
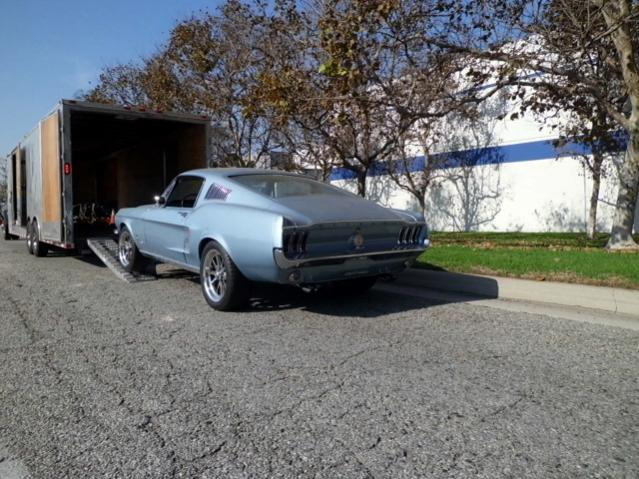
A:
[{"left": 142, "top": 175, "right": 204, "bottom": 265}]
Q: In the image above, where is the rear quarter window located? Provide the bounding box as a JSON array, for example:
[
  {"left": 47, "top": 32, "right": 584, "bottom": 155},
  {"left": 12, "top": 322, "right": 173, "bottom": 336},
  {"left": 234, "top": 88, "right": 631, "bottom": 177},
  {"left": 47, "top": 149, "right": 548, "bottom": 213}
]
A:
[
  {"left": 231, "top": 174, "right": 348, "bottom": 199},
  {"left": 205, "top": 183, "right": 232, "bottom": 201}
]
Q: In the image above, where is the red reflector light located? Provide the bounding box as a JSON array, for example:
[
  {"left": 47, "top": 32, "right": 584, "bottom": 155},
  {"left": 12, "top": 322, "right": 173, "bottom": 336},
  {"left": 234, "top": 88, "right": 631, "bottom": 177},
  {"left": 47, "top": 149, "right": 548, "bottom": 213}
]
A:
[
  {"left": 123, "top": 106, "right": 131, "bottom": 110},
  {"left": 64, "top": 163, "right": 72, "bottom": 175}
]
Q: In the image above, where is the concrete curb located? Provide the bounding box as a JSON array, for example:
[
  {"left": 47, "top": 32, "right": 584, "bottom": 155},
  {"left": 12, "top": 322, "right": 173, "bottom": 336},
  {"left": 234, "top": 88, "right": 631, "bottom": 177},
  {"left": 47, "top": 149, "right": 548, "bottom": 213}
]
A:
[{"left": 401, "top": 268, "right": 639, "bottom": 317}]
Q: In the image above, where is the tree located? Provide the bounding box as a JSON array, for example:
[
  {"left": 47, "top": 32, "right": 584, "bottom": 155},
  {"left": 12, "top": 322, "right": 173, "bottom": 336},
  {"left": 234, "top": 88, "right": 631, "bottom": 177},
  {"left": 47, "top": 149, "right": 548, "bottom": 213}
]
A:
[
  {"left": 387, "top": 93, "right": 508, "bottom": 222},
  {"left": 426, "top": 98, "right": 506, "bottom": 232},
  {"left": 248, "top": 0, "right": 418, "bottom": 196},
  {"left": 553, "top": 109, "right": 624, "bottom": 239},
  {"left": 165, "top": 2, "right": 284, "bottom": 167},
  {"left": 423, "top": 0, "right": 639, "bottom": 248},
  {"left": 85, "top": 52, "right": 186, "bottom": 112},
  {"left": 85, "top": 63, "right": 149, "bottom": 106},
  {"left": 251, "top": 0, "right": 506, "bottom": 196},
  {"left": 86, "top": 1, "right": 283, "bottom": 168},
  {"left": 385, "top": 121, "right": 449, "bottom": 217}
]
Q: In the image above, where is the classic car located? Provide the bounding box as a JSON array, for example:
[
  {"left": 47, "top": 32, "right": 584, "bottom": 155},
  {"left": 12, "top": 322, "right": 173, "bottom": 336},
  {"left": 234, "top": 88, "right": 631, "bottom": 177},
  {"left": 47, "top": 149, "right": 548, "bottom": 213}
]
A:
[{"left": 115, "top": 168, "right": 430, "bottom": 310}]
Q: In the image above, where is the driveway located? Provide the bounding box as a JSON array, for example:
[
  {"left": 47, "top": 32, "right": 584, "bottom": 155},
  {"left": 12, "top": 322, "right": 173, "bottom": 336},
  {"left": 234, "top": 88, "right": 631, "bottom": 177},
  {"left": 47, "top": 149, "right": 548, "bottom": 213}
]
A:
[{"left": 0, "top": 239, "right": 637, "bottom": 478}]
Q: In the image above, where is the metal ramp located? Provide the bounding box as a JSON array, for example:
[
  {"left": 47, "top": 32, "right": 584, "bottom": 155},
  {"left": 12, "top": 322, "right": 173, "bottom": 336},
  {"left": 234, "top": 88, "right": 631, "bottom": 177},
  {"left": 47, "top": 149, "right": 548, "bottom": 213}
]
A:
[{"left": 87, "top": 237, "right": 157, "bottom": 283}]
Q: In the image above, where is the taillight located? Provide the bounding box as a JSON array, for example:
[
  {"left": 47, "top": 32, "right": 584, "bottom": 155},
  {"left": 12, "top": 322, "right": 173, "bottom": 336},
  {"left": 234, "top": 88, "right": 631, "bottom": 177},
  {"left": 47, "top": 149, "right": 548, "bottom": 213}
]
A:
[
  {"left": 283, "top": 230, "right": 308, "bottom": 257},
  {"left": 397, "top": 225, "right": 422, "bottom": 246},
  {"left": 64, "top": 163, "right": 72, "bottom": 175}
]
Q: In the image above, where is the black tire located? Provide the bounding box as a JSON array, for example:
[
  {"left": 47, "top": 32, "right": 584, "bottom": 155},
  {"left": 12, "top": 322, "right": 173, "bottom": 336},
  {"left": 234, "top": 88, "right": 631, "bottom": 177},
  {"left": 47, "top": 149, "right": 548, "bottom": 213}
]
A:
[
  {"left": 26, "top": 221, "right": 34, "bottom": 254},
  {"left": 117, "top": 226, "right": 148, "bottom": 273},
  {"left": 31, "top": 220, "right": 49, "bottom": 257},
  {"left": 335, "top": 276, "right": 378, "bottom": 295},
  {"left": 3, "top": 220, "right": 10, "bottom": 240},
  {"left": 200, "top": 241, "right": 249, "bottom": 311}
]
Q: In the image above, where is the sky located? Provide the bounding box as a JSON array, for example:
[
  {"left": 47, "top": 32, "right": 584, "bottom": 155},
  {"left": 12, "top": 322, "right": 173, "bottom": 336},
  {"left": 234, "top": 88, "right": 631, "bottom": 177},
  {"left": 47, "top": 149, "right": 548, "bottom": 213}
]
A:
[{"left": 0, "top": 0, "right": 223, "bottom": 157}]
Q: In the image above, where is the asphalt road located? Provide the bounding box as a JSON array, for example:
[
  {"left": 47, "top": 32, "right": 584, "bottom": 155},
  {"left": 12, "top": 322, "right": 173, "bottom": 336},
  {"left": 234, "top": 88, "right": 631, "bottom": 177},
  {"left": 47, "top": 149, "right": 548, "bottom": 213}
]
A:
[{"left": 0, "top": 239, "right": 638, "bottom": 478}]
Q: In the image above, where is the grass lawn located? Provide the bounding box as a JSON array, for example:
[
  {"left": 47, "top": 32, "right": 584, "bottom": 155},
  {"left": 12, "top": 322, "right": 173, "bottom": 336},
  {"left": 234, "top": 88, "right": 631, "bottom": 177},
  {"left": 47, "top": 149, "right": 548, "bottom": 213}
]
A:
[{"left": 416, "top": 232, "right": 639, "bottom": 289}]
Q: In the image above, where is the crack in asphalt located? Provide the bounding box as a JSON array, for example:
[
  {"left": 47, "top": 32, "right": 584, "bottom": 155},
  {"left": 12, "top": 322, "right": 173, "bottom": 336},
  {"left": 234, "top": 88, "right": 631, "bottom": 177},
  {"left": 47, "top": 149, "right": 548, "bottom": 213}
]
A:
[{"left": 5, "top": 294, "right": 40, "bottom": 346}]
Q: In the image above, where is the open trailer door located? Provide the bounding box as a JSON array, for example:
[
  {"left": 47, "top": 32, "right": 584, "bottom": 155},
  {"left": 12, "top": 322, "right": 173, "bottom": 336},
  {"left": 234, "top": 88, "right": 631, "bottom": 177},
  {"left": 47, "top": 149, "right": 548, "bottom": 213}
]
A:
[{"left": 40, "top": 111, "right": 63, "bottom": 243}]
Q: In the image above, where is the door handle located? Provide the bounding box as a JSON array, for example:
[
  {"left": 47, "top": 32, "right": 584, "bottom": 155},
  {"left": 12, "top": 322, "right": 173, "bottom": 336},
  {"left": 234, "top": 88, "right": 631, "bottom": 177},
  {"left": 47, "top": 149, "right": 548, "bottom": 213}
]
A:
[{"left": 178, "top": 212, "right": 188, "bottom": 218}]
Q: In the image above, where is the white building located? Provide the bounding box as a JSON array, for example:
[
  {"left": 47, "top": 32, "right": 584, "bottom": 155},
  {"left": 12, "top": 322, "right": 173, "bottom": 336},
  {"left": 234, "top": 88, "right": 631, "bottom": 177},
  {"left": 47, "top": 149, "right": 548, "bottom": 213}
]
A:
[{"left": 329, "top": 94, "right": 638, "bottom": 233}]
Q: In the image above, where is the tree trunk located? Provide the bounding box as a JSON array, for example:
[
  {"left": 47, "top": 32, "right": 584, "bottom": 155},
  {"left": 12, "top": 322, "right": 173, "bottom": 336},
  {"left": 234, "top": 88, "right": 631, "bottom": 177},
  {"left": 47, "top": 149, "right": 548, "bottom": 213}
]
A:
[
  {"left": 418, "top": 196, "right": 427, "bottom": 222},
  {"left": 587, "top": 153, "right": 603, "bottom": 240},
  {"left": 607, "top": 131, "right": 639, "bottom": 249},
  {"left": 600, "top": 0, "right": 639, "bottom": 249},
  {"left": 588, "top": 171, "right": 600, "bottom": 240},
  {"left": 356, "top": 170, "right": 367, "bottom": 197}
]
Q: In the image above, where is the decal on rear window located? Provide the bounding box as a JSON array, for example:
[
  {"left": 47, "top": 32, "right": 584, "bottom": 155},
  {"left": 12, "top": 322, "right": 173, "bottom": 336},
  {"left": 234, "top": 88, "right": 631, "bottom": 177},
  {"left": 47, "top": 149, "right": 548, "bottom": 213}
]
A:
[{"left": 205, "top": 183, "right": 232, "bottom": 201}]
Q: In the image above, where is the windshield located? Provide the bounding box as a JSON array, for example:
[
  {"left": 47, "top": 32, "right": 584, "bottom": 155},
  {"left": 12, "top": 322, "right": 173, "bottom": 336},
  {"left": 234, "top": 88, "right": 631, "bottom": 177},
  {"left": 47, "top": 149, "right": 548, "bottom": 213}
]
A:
[{"left": 231, "top": 174, "right": 349, "bottom": 199}]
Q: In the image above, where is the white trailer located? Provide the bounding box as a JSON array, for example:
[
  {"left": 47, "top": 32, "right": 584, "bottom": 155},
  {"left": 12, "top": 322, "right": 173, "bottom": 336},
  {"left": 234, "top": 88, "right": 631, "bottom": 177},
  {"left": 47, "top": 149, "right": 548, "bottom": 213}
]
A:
[{"left": 3, "top": 100, "right": 210, "bottom": 255}]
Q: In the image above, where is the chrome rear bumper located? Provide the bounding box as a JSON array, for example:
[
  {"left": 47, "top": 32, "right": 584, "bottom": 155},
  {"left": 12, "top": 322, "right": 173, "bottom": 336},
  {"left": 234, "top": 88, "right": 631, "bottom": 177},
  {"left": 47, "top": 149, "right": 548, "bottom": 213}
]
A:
[{"left": 273, "top": 241, "right": 430, "bottom": 269}]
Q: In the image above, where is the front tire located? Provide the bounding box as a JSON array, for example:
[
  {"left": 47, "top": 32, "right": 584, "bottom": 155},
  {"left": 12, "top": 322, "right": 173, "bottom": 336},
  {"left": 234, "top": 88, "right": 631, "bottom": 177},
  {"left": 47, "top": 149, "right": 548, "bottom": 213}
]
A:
[
  {"left": 200, "top": 241, "right": 249, "bottom": 311},
  {"left": 118, "top": 226, "right": 147, "bottom": 273},
  {"left": 3, "top": 220, "right": 10, "bottom": 241},
  {"left": 31, "top": 220, "right": 49, "bottom": 257}
]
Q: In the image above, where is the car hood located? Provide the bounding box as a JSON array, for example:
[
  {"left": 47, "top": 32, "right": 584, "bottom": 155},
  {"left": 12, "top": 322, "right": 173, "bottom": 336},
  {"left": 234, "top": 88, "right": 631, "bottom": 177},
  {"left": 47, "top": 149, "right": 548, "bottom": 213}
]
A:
[{"left": 272, "top": 194, "right": 407, "bottom": 224}]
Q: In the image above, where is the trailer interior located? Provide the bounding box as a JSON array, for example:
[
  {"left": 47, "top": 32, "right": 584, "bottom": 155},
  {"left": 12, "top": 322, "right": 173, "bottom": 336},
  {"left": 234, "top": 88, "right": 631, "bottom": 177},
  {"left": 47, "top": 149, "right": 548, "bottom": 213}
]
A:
[{"left": 70, "top": 109, "right": 207, "bottom": 239}]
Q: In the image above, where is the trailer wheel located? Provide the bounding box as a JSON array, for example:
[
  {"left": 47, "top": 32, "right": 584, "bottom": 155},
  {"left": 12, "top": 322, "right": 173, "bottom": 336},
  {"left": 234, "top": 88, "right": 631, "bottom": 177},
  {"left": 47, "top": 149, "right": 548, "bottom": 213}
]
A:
[
  {"left": 118, "top": 226, "right": 148, "bottom": 273},
  {"left": 31, "top": 220, "right": 49, "bottom": 257},
  {"left": 26, "top": 221, "right": 34, "bottom": 254},
  {"left": 200, "top": 241, "right": 249, "bottom": 311}
]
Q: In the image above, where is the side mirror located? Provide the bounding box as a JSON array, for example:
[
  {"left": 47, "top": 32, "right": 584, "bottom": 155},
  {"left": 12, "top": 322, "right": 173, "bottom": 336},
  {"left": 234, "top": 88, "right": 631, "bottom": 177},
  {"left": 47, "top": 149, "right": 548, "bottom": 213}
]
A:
[{"left": 154, "top": 195, "right": 166, "bottom": 206}]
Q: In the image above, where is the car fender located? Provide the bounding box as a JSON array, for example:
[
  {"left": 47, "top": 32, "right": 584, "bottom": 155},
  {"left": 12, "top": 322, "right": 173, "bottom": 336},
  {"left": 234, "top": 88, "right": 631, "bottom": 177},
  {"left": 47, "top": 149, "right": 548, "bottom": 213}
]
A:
[
  {"left": 115, "top": 210, "right": 145, "bottom": 249},
  {"left": 187, "top": 203, "right": 284, "bottom": 282}
]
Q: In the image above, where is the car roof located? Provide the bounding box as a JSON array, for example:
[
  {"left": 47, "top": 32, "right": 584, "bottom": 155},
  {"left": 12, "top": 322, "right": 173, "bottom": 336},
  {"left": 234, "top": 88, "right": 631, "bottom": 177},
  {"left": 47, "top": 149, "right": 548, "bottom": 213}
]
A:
[{"left": 182, "top": 168, "right": 305, "bottom": 180}]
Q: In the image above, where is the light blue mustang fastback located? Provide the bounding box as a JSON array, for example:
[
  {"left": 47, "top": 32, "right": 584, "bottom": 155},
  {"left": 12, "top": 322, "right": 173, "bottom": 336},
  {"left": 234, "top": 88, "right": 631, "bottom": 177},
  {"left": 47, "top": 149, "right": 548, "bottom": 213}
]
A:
[{"left": 115, "top": 168, "right": 430, "bottom": 310}]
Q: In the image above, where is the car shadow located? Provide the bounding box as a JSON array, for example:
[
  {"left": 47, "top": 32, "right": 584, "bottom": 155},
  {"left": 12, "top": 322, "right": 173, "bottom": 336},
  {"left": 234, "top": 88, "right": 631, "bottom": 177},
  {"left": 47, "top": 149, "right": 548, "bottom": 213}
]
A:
[
  {"left": 166, "top": 271, "right": 497, "bottom": 317},
  {"left": 72, "top": 250, "right": 499, "bottom": 318},
  {"left": 245, "top": 283, "right": 437, "bottom": 317},
  {"left": 399, "top": 268, "right": 500, "bottom": 299},
  {"left": 243, "top": 273, "right": 499, "bottom": 318}
]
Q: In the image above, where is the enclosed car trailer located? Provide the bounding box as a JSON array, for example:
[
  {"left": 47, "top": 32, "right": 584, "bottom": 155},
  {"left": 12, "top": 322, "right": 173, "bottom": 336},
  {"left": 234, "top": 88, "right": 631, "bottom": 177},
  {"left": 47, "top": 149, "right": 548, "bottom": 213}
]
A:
[{"left": 3, "top": 100, "right": 210, "bottom": 255}]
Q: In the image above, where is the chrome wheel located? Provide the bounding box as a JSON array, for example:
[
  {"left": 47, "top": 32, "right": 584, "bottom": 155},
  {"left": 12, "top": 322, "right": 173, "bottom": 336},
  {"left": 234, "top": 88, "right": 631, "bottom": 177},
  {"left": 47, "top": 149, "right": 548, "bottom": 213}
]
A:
[
  {"left": 118, "top": 230, "right": 135, "bottom": 268},
  {"left": 203, "top": 249, "right": 227, "bottom": 302}
]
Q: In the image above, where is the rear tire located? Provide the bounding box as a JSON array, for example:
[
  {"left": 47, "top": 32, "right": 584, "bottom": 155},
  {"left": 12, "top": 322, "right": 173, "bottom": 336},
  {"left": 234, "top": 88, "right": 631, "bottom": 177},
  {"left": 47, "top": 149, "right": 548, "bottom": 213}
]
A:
[
  {"left": 31, "top": 220, "right": 49, "bottom": 257},
  {"left": 200, "top": 241, "right": 249, "bottom": 311},
  {"left": 3, "top": 220, "right": 10, "bottom": 240},
  {"left": 117, "top": 226, "right": 148, "bottom": 273}
]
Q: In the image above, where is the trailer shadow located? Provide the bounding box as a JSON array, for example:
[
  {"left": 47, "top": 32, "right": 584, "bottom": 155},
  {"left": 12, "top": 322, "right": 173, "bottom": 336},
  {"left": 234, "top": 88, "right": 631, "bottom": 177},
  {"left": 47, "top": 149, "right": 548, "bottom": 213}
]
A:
[{"left": 74, "top": 252, "right": 107, "bottom": 268}]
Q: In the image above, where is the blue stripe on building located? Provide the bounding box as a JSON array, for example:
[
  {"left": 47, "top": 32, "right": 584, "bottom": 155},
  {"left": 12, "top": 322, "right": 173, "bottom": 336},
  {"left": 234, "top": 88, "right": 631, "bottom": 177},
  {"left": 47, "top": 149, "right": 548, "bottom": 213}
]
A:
[{"left": 329, "top": 136, "right": 625, "bottom": 181}]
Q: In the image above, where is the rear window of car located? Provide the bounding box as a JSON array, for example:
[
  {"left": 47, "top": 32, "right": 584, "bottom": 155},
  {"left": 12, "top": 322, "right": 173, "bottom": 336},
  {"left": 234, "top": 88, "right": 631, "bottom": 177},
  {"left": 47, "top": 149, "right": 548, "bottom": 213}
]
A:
[{"left": 231, "top": 174, "right": 349, "bottom": 199}]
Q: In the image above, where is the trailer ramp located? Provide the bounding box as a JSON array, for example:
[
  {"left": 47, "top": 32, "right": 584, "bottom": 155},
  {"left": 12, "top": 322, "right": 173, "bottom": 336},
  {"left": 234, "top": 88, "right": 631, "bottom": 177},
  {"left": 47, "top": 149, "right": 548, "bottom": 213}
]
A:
[{"left": 87, "top": 237, "right": 157, "bottom": 283}]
